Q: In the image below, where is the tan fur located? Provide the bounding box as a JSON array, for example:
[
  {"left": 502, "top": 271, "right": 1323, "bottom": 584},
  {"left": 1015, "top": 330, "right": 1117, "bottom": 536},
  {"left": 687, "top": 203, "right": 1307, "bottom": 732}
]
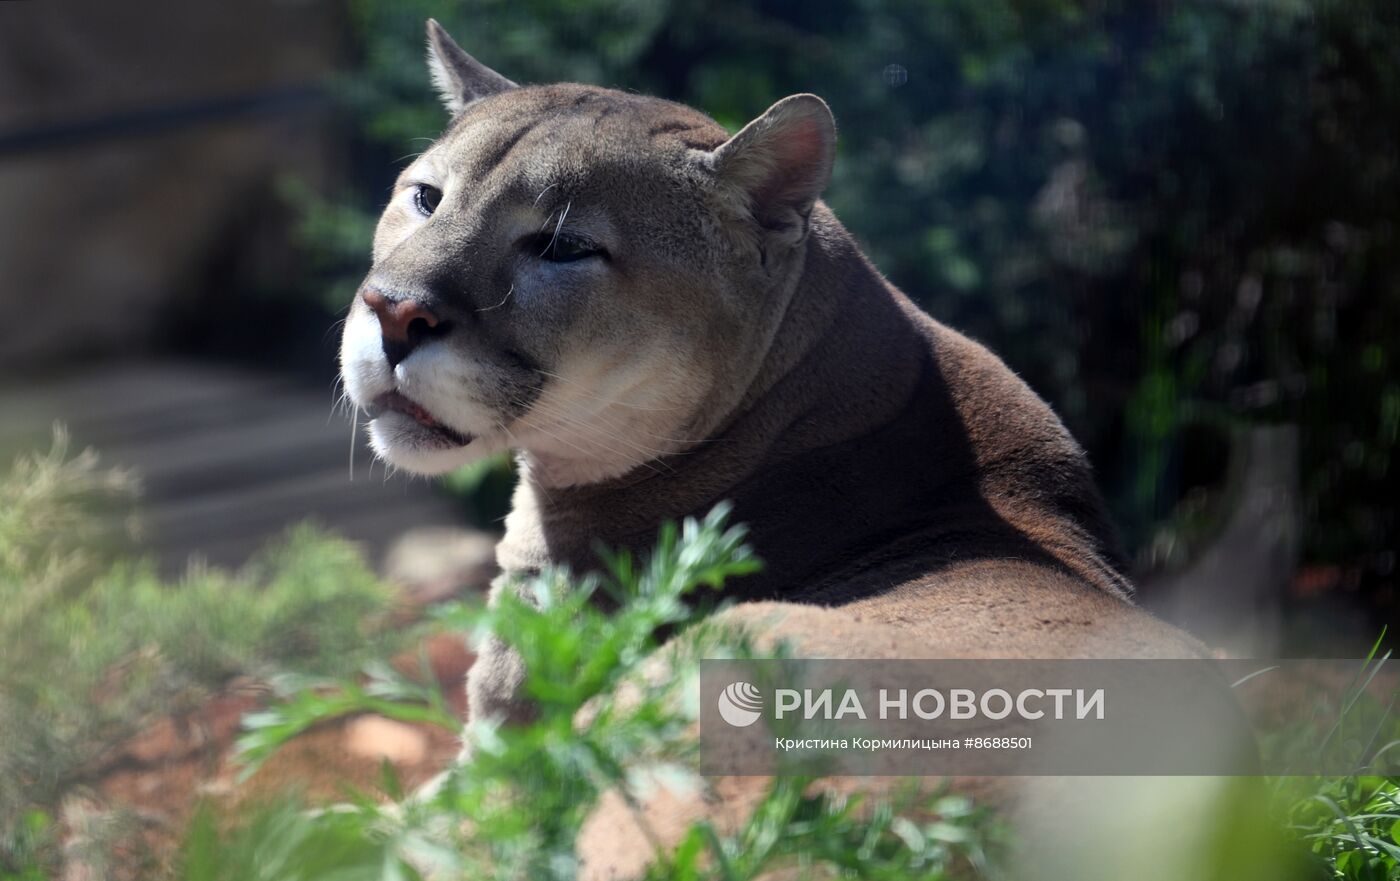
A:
[{"left": 339, "top": 23, "right": 1226, "bottom": 879}]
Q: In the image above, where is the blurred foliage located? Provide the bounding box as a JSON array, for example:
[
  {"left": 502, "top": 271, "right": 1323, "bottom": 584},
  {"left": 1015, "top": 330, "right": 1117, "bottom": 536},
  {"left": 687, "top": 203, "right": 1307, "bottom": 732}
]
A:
[
  {"left": 0, "top": 435, "right": 401, "bottom": 877},
  {"left": 299, "top": 0, "right": 1400, "bottom": 618},
  {"left": 0, "top": 438, "right": 1392, "bottom": 878},
  {"left": 183, "top": 503, "right": 1392, "bottom": 880},
  {"left": 437, "top": 450, "right": 517, "bottom": 525},
  {"left": 183, "top": 505, "right": 1007, "bottom": 880},
  {"left": 1269, "top": 645, "right": 1400, "bottom": 880}
]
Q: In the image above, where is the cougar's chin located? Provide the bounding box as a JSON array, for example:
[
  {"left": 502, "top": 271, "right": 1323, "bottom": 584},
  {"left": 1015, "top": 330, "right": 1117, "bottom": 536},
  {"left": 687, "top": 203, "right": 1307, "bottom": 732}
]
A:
[
  {"left": 364, "top": 391, "right": 493, "bottom": 475},
  {"left": 366, "top": 415, "right": 491, "bottom": 475}
]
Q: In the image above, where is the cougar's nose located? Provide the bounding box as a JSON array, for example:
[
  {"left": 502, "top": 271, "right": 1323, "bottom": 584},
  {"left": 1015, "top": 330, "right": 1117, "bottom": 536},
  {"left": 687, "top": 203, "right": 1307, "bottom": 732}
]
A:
[{"left": 361, "top": 289, "right": 448, "bottom": 368}]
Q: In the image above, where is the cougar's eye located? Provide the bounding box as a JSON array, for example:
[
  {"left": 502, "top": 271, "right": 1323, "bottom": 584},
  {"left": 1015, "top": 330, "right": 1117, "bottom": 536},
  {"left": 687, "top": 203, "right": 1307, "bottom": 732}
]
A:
[
  {"left": 533, "top": 232, "right": 604, "bottom": 263},
  {"left": 412, "top": 184, "right": 443, "bottom": 217}
]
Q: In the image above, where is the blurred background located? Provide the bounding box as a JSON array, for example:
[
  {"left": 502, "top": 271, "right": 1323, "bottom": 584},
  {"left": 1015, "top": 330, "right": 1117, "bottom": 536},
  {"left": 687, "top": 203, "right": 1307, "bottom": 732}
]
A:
[{"left": 2, "top": 0, "right": 1397, "bottom": 660}]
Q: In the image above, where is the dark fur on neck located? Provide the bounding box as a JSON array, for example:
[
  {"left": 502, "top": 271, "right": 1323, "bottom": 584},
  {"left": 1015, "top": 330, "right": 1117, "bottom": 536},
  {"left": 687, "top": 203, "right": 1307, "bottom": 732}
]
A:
[{"left": 498, "top": 205, "right": 1132, "bottom": 605}]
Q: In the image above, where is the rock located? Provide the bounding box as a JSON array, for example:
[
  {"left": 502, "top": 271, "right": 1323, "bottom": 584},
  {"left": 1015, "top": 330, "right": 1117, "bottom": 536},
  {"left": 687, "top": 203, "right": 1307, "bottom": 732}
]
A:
[
  {"left": 1142, "top": 424, "right": 1299, "bottom": 657},
  {"left": 343, "top": 715, "right": 430, "bottom": 766},
  {"left": 384, "top": 527, "right": 498, "bottom": 607}
]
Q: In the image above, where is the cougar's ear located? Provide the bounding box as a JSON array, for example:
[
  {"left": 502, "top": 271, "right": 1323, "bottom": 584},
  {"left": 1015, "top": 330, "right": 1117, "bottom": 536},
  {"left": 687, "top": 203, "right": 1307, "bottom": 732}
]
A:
[
  {"left": 706, "top": 94, "right": 836, "bottom": 242},
  {"left": 425, "top": 19, "right": 516, "bottom": 116}
]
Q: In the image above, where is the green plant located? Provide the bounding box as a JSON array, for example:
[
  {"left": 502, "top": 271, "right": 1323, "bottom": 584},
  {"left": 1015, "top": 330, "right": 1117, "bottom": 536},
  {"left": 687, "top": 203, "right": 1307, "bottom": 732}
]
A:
[
  {"left": 1264, "top": 635, "right": 1400, "bottom": 880},
  {"left": 0, "top": 811, "right": 53, "bottom": 881},
  {"left": 193, "top": 503, "right": 1400, "bottom": 880},
  {"left": 12, "top": 436, "right": 1398, "bottom": 878},
  {"left": 438, "top": 451, "right": 517, "bottom": 524},
  {"left": 1284, "top": 775, "right": 1400, "bottom": 880},
  {"left": 183, "top": 505, "right": 1000, "bottom": 880},
  {"left": 0, "top": 435, "right": 402, "bottom": 876}
]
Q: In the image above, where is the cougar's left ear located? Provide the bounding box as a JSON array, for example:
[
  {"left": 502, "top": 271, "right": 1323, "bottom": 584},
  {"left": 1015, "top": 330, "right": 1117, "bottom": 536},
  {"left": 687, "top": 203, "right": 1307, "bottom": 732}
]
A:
[
  {"left": 426, "top": 19, "right": 517, "bottom": 116},
  {"left": 706, "top": 94, "right": 836, "bottom": 244}
]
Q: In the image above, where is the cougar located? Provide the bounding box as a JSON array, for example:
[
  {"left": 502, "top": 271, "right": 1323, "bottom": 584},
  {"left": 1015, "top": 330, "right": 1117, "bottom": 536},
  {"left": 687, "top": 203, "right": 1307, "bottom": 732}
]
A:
[{"left": 339, "top": 20, "right": 1233, "bottom": 879}]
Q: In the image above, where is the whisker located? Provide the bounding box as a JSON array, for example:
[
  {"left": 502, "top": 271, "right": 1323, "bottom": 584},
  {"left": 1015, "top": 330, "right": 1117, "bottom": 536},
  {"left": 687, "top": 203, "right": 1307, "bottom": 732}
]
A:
[
  {"left": 478, "top": 284, "right": 515, "bottom": 312},
  {"left": 323, "top": 317, "right": 349, "bottom": 347},
  {"left": 533, "top": 183, "right": 559, "bottom": 208},
  {"left": 528, "top": 372, "right": 684, "bottom": 412},
  {"left": 522, "top": 388, "right": 713, "bottom": 447},
  {"left": 498, "top": 421, "right": 550, "bottom": 505},
  {"left": 514, "top": 402, "right": 675, "bottom": 477},
  {"left": 349, "top": 406, "right": 358, "bottom": 481},
  {"left": 515, "top": 407, "right": 672, "bottom": 479},
  {"left": 328, "top": 375, "right": 345, "bottom": 425},
  {"left": 540, "top": 200, "right": 573, "bottom": 257},
  {"left": 522, "top": 398, "right": 686, "bottom": 459}
]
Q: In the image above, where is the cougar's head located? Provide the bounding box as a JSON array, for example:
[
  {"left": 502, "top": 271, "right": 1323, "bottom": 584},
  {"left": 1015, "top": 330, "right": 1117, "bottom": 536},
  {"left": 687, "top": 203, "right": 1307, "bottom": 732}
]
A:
[{"left": 340, "top": 20, "right": 835, "bottom": 485}]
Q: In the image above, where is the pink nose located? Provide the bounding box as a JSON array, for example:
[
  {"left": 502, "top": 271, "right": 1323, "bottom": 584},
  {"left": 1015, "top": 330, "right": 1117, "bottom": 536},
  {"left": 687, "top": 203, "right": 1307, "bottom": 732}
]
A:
[
  {"left": 361, "top": 289, "right": 441, "bottom": 342},
  {"left": 361, "top": 289, "right": 447, "bottom": 367}
]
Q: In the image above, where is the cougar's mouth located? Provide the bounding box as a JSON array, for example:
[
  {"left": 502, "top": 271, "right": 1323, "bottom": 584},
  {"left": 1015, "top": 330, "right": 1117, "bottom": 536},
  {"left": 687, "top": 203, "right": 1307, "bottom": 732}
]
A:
[{"left": 369, "top": 391, "right": 474, "bottom": 447}]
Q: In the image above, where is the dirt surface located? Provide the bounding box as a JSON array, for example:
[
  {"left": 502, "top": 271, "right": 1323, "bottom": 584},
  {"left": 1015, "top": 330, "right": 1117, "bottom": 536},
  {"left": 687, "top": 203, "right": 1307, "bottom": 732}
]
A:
[{"left": 68, "top": 633, "right": 474, "bottom": 879}]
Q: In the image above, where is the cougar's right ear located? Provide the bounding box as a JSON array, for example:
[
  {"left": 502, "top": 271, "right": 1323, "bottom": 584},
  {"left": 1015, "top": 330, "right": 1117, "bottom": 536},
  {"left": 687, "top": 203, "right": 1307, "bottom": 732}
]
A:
[
  {"left": 703, "top": 94, "right": 836, "bottom": 247},
  {"left": 425, "top": 19, "right": 517, "bottom": 116}
]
